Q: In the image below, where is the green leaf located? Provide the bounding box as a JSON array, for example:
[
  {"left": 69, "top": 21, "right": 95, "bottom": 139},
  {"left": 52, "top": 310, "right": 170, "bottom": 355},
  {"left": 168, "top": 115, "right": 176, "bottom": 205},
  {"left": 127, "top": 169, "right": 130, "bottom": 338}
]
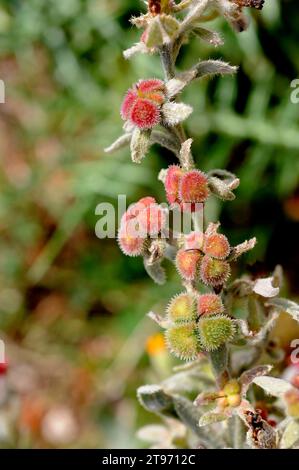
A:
[
  {"left": 280, "top": 420, "right": 299, "bottom": 449},
  {"left": 137, "top": 385, "right": 174, "bottom": 415},
  {"left": 253, "top": 376, "right": 293, "bottom": 397},
  {"left": 198, "top": 412, "right": 227, "bottom": 427},
  {"left": 266, "top": 298, "right": 299, "bottom": 322}
]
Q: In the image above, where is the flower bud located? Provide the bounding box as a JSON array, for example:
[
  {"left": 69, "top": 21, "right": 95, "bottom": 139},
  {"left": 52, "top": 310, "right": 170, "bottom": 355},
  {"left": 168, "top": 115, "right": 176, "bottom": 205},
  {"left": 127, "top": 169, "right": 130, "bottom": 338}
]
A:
[
  {"left": 197, "top": 315, "right": 235, "bottom": 351},
  {"left": 227, "top": 394, "right": 241, "bottom": 407},
  {"left": 197, "top": 293, "right": 224, "bottom": 316},
  {"left": 167, "top": 292, "right": 197, "bottom": 323},
  {"left": 223, "top": 379, "right": 241, "bottom": 396},
  {"left": 200, "top": 255, "right": 231, "bottom": 288},
  {"left": 175, "top": 248, "right": 202, "bottom": 281},
  {"left": 203, "top": 233, "right": 230, "bottom": 260},
  {"left": 164, "top": 165, "right": 183, "bottom": 205},
  {"left": 165, "top": 322, "right": 200, "bottom": 361},
  {"left": 121, "top": 79, "right": 165, "bottom": 129},
  {"left": 179, "top": 170, "right": 210, "bottom": 204}
]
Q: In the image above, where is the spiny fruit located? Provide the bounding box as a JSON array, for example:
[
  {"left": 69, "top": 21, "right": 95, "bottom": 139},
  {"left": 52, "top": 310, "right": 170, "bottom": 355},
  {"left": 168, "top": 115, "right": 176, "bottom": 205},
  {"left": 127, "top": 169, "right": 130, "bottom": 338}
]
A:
[
  {"left": 117, "top": 225, "right": 146, "bottom": 257},
  {"left": 164, "top": 165, "right": 184, "bottom": 205},
  {"left": 138, "top": 203, "right": 166, "bottom": 236},
  {"left": 122, "top": 196, "right": 156, "bottom": 223},
  {"left": 176, "top": 248, "right": 202, "bottom": 281},
  {"left": 197, "top": 315, "right": 235, "bottom": 351},
  {"left": 165, "top": 323, "right": 200, "bottom": 361},
  {"left": 203, "top": 233, "right": 230, "bottom": 260},
  {"left": 121, "top": 79, "right": 165, "bottom": 129},
  {"left": 200, "top": 255, "right": 231, "bottom": 288},
  {"left": 197, "top": 293, "right": 224, "bottom": 316},
  {"left": 167, "top": 292, "right": 197, "bottom": 323},
  {"left": 184, "top": 231, "right": 204, "bottom": 251},
  {"left": 179, "top": 170, "right": 210, "bottom": 204}
]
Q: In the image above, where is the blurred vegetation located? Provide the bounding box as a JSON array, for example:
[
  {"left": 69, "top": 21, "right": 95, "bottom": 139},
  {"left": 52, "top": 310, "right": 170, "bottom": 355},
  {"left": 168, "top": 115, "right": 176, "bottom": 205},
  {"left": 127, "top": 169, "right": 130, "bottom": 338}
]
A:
[{"left": 0, "top": 0, "right": 298, "bottom": 448}]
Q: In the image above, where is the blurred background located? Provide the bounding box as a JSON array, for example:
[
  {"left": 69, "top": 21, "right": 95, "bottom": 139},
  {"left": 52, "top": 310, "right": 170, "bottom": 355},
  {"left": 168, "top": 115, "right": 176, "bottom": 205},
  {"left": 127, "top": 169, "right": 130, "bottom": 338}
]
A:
[{"left": 0, "top": 0, "right": 299, "bottom": 448}]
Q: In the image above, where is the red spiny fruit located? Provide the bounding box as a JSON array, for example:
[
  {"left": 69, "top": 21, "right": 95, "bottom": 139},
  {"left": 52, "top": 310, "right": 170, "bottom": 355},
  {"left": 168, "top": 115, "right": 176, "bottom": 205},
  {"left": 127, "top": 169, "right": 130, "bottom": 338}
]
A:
[
  {"left": 164, "top": 165, "right": 184, "bottom": 205},
  {"left": 197, "top": 293, "right": 224, "bottom": 316},
  {"left": 184, "top": 231, "right": 204, "bottom": 251},
  {"left": 179, "top": 170, "right": 210, "bottom": 204},
  {"left": 137, "top": 79, "right": 164, "bottom": 94},
  {"left": 200, "top": 255, "right": 231, "bottom": 288},
  {"left": 138, "top": 203, "right": 166, "bottom": 236},
  {"left": 203, "top": 233, "right": 230, "bottom": 260},
  {"left": 121, "top": 79, "right": 165, "bottom": 129},
  {"left": 130, "top": 98, "right": 161, "bottom": 129},
  {"left": 176, "top": 249, "right": 202, "bottom": 281},
  {"left": 118, "top": 224, "right": 146, "bottom": 257},
  {"left": 121, "top": 89, "right": 137, "bottom": 120},
  {"left": 122, "top": 197, "right": 157, "bottom": 223}
]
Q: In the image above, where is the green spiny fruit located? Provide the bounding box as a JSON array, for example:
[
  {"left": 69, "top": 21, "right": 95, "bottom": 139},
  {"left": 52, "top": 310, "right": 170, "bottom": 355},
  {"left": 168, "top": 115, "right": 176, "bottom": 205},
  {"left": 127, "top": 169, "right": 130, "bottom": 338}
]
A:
[
  {"left": 165, "top": 323, "right": 200, "bottom": 361},
  {"left": 197, "top": 315, "right": 235, "bottom": 351},
  {"left": 166, "top": 292, "right": 197, "bottom": 323}
]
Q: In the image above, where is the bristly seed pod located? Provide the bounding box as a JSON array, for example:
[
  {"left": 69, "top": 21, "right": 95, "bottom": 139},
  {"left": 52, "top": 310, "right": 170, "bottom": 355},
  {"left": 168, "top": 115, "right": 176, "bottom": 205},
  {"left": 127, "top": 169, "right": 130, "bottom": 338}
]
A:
[
  {"left": 203, "top": 233, "right": 230, "bottom": 259},
  {"left": 117, "top": 226, "right": 146, "bottom": 257},
  {"left": 200, "top": 255, "right": 231, "bottom": 288},
  {"left": 197, "top": 315, "right": 235, "bottom": 351},
  {"left": 197, "top": 293, "right": 224, "bottom": 316},
  {"left": 184, "top": 231, "right": 204, "bottom": 251},
  {"left": 121, "top": 79, "right": 165, "bottom": 129},
  {"left": 176, "top": 248, "right": 202, "bottom": 281},
  {"left": 179, "top": 170, "right": 210, "bottom": 204},
  {"left": 165, "top": 322, "right": 200, "bottom": 361},
  {"left": 138, "top": 203, "right": 166, "bottom": 236},
  {"left": 121, "top": 197, "right": 156, "bottom": 223},
  {"left": 167, "top": 292, "right": 197, "bottom": 323},
  {"left": 164, "top": 165, "right": 184, "bottom": 205}
]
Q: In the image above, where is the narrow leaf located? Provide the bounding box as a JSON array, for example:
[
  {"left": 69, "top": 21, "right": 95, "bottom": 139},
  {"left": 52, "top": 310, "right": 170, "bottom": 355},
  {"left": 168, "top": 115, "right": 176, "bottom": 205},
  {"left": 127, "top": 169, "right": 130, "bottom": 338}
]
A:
[
  {"left": 144, "top": 257, "right": 166, "bottom": 285},
  {"left": 192, "top": 27, "right": 223, "bottom": 46},
  {"left": 228, "top": 238, "right": 257, "bottom": 262},
  {"left": 137, "top": 385, "right": 174, "bottom": 414},
  {"left": 123, "top": 42, "right": 148, "bottom": 59},
  {"left": 104, "top": 133, "right": 131, "bottom": 154},
  {"left": 253, "top": 277, "right": 280, "bottom": 298},
  {"left": 253, "top": 376, "right": 294, "bottom": 397},
  {"left": 198, "top": 412, "right": 227, "bottom": 427},
  {"left": 266, "top": 298, "right": 299, "bottom": 323},
  {"left": 151, "top": 129, "right": 180, "bottom": 155},
  {"left": 280, "top": 420, "right": 299, "bottom": 449},
  {"left": 240, "top": 365, "right": 273, "bottom": 394}
]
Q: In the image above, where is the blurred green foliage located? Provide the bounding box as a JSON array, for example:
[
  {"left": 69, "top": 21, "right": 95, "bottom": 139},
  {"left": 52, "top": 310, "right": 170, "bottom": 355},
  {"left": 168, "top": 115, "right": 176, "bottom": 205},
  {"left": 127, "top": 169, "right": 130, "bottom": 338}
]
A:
[{"left": 0, "top": 0, "right": 298, "bottom": 448}]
